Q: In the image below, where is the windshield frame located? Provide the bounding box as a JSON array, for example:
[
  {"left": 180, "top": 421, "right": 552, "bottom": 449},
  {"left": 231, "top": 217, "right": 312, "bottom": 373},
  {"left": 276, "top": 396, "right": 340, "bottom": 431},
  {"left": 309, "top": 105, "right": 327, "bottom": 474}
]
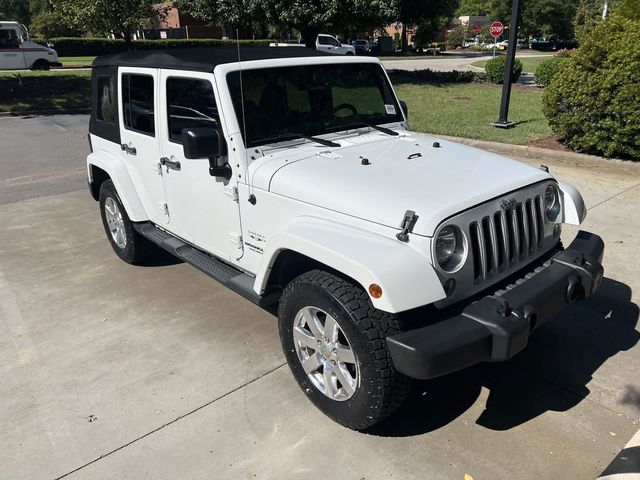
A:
[{"left": 222, "top": 58, "right": 404, "bottom": 149}]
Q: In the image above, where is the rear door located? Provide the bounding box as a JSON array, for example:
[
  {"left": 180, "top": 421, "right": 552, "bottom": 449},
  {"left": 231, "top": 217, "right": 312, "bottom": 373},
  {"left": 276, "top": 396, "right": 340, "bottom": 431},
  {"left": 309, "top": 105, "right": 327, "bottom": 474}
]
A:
[
  {"left": 0, "top": 28, "right": 26, "bottom": 69},
  {"left": 158, "top": 70, "right": 243, "bottom": 260},
  {"left": 118, "top": 67, "right": 168, "bottom": 225}
]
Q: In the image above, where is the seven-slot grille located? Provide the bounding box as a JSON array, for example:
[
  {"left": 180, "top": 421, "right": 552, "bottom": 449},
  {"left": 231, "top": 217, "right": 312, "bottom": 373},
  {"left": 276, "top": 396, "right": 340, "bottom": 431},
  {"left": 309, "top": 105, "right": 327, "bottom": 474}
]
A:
[{"left": 469, "top": 195, "right": 546, "bottom": 283}]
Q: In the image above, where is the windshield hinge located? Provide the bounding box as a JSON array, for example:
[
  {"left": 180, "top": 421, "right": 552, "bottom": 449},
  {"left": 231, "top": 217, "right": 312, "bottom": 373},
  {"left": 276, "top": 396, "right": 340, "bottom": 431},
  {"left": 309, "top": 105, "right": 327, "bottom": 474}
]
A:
[
  {"left": 224, "top": 185, "right": 239, "bottom": 202},
  {"left": 396, "top": 210, "right": 419, "bottom": 242}
]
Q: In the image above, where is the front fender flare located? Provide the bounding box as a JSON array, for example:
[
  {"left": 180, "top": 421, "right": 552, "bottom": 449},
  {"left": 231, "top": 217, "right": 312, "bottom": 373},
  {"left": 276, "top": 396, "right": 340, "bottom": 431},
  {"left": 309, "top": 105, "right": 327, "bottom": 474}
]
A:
[
  {"left": 255, "top": 217, "right": 446, "bottom": 313},
  {"left": 87, "top": 151, "right": 147, "bottom": 222},
  {"left": 559, "top": 182, "right": 586, "bottom": 225}
]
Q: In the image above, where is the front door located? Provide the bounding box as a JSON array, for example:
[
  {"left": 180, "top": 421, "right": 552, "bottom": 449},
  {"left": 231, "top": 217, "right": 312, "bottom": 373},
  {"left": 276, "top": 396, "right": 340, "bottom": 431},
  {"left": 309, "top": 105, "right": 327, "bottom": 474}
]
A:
[
  {"left": 118, "top": 67, "right": 168, "bottom": 225},
  {"left": 158, "top": 70, "right": 243, "bottom": 261},
  {"left": 0, "top": 28, "right": 25, "bottom": 69}
]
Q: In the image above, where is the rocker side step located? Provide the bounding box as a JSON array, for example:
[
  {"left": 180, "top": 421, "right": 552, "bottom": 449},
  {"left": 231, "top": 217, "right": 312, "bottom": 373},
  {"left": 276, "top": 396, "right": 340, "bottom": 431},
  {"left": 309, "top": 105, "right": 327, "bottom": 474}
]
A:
[{"left": 134, "top": 222, "right": 279, "bottom": 307}]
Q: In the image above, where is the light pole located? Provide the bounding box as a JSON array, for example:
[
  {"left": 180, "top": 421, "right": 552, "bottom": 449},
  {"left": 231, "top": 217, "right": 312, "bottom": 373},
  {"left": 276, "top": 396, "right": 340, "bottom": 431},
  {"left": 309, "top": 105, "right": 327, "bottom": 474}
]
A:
[{"left": 492, "top": 0, "right": 523, "bottom": 128}]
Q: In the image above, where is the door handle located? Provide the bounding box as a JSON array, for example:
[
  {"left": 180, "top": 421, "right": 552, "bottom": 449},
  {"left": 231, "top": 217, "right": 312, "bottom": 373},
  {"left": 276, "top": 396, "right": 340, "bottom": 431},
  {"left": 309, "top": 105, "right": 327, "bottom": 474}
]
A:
[
  {"left": 160, "top": 157, "right": 181, "bottom": 171},
  {"left": 121, "top": 143, "right": 137, "bottom": 155}
]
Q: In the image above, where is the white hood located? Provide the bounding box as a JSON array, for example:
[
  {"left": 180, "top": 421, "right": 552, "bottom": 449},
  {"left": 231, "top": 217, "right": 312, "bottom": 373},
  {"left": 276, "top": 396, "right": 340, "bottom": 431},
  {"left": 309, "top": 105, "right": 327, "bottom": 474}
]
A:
[{"left": 250, "top": 131, "right": 551, "bottom": 236}]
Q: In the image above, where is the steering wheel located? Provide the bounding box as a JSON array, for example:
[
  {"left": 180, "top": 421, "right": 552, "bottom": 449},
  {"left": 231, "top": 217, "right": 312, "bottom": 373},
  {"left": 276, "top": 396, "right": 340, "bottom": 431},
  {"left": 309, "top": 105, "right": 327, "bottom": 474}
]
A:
[{"left": 333, "top": 103, "right": 358, "bottom": 117}]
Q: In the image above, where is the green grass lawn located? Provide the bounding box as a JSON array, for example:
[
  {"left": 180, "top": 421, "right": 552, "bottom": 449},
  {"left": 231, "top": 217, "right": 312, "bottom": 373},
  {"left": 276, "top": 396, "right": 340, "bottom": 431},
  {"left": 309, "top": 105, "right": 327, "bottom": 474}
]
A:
[
  {"left": 59, "top": 56, "right": 96, "bottom": 67},
  {"left": 0, "top": 70, "right": 91, "bottom": 113},
  {"left": 472, "top": 56, "right": 550, "bottom": 74},
  {"left": 393, "top": 80, "right": 551, "bottom": 145}
]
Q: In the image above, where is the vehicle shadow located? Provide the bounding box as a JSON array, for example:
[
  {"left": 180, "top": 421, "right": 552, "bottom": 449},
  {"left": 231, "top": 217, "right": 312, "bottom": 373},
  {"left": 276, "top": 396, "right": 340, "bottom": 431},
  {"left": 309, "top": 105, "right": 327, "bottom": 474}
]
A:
[{"left": 368, "top": 277, "right": 640, "bottom": 437}]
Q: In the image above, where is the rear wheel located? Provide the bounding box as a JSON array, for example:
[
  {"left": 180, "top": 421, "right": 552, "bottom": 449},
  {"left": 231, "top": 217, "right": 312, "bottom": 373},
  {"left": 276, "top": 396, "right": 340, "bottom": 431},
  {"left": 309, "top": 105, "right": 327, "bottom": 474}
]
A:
[
  {"left": 278, "top": 270, "right": 411, "bottom": 430},
  {"left": 99, "top": 180, "right": 151, "bottom": 264}
]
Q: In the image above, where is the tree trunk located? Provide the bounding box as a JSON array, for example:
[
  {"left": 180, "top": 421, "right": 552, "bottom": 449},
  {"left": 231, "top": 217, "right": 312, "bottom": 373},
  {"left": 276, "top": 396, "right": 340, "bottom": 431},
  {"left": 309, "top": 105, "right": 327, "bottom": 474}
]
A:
[
  {"left": 121, "top": 30, "right": 134, "bottom": 51},
  {"left": 301, "top": 26, "right": 321, "bottom": 49},
  {"left": 401, "top": 21, "right": 409, "bottom": 52}
]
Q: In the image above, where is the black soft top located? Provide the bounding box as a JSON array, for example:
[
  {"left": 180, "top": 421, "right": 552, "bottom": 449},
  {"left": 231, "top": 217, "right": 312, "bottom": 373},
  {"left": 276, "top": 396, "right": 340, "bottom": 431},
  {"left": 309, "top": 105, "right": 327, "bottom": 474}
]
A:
[{"left": 92, "top": 46, "right": 334, "bottom": 72}]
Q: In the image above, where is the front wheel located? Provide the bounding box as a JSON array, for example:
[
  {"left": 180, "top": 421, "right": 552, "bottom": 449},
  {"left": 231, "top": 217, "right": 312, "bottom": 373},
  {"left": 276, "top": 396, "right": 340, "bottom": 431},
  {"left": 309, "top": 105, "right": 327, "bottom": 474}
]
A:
[
  {"left": 278, "top": 270, "right": 411, "bottom": 430},
  {"left": 32, "top": 59, "right": 50, "bottom": 71}
]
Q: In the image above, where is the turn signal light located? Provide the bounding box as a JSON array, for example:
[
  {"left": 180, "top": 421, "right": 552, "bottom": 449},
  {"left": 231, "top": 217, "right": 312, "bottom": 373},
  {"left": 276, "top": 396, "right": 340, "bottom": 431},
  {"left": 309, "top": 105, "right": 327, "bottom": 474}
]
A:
[{"left": 369, "top": 283, "right": 383, "bottom": 298}]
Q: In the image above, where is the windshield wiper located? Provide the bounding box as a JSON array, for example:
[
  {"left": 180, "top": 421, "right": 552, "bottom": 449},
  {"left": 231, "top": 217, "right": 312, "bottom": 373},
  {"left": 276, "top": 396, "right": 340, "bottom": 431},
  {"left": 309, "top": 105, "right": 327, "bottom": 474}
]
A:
[
  {"left": 257, "top": 132, "right": 340, "bottom": 148},
  {"left": 333, "top": 122, "right": 399, "bottom": 136}
]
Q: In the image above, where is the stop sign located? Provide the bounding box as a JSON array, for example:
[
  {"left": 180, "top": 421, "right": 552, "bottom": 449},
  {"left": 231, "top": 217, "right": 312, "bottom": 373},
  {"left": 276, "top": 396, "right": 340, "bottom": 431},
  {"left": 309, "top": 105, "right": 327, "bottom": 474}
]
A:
[
  {"left": 490, "top": 21, "right": 504, "bottom": 38},
  {"left": 471, "top": 24, "right": 481, "bottom": 34}
]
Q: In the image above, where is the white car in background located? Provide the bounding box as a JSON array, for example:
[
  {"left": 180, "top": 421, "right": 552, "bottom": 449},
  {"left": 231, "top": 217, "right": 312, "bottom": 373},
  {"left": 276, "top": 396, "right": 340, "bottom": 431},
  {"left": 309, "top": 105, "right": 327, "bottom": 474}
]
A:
[
  {"left": 270, "top": 34, "right": 355, "bottom": 55},
  {"left": 0, "top": 21, "right": 61, "bottom": 70}
]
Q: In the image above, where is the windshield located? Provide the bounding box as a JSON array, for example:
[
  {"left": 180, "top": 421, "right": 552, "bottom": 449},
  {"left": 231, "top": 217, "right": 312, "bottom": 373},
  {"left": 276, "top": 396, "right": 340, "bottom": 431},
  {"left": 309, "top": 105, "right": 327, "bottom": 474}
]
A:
[{"left": 227, "top": 63, "right": 402, "bottom": 148}]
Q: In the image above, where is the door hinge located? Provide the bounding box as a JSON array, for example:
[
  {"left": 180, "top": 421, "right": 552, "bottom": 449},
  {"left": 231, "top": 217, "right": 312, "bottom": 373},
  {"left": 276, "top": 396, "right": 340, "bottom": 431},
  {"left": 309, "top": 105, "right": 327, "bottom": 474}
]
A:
[
  {"left": 155, "top": 162, "right": 163, "bottom": 176},
  {"left": 396, "top": 210, "right": 419, "bottom": 242},
  {"left": 162, "top": 202, "right": 170, "bottom": 217},
  {"left": 224, "top": 185, "right": 239, "bottom": 202},
  {"left": 229, "top": 232, "right": 243, "bottom": 248}
]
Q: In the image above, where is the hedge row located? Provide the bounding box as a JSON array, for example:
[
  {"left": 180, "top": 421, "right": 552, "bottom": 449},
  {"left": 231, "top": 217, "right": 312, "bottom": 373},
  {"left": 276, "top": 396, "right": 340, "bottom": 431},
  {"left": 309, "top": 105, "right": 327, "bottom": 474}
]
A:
[{"left": 30, "top": 37, "right": 275, "bottom": 56}]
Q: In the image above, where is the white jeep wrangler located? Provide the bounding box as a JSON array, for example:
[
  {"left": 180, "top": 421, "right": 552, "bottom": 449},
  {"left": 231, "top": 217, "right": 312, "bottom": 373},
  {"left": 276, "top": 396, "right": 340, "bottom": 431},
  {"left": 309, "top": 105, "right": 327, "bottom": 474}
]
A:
[{"left": 87, "top": 47, "right": 605, "bottom": 430}]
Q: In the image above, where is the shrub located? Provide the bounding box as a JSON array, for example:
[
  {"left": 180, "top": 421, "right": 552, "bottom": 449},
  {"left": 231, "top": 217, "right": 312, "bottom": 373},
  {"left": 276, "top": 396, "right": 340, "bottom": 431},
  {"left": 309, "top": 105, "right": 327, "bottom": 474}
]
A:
[
  {"left": 535, "top": 56, "right": 570, "bottom": 87},
  {"left": 41, "top": 37, "right": 275, "bottom": 56},
  {"left": 484, "top": 56, "right": 523, "bottom": 84},
  {"left": 542, "top": 15, "right": 640, "bottom": 159},
  {"left": 388, "top": 68, "right": 479, "bottom": 85}
]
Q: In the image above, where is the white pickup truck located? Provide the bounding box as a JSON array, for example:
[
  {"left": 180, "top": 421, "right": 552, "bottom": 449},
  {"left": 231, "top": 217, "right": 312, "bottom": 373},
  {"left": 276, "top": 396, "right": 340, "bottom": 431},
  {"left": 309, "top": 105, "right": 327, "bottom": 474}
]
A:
[
  {"left": 270, "top": 34, "right": 355, "bottom": 55},
  {"left": 0, "top": 21, "right": 61, "bottom": 70},
  {"left": 86, "top": 47, "right": 604, "bottom": 430}
]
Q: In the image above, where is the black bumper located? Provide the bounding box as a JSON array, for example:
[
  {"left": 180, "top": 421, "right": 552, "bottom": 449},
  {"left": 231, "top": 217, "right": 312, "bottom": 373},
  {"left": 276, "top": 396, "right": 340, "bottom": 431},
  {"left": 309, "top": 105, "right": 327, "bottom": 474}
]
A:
[{"left": 387, "top": 231, "right": 605, "bottom": 380}]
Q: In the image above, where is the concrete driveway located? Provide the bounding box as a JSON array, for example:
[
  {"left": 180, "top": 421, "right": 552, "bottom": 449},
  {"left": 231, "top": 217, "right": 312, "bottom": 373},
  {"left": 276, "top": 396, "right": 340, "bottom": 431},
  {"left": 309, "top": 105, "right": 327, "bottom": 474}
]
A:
[{"left": 1, "top": 115, "right": 639, "bottom": 480}]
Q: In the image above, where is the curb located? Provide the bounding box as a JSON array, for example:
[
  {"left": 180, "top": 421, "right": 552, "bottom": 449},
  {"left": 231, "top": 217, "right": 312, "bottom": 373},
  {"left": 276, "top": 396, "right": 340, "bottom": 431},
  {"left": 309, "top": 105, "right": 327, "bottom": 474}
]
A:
[
  {"left": 598, "top": 429, "right": 640, "bottom": 480},
  {"left": 439, "top": 135, "right": 640, "bottom": 171},
  {"left": 0, "top": 108, "right": 90, "bottom": 117}
]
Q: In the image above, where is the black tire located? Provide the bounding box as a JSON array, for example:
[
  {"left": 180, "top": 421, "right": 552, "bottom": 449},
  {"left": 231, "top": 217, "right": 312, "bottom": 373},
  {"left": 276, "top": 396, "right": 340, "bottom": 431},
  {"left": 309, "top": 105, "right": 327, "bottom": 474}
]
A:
[
  {"left": 32, "top": 59, "right": 50, "bottom": 71},
  {"left": 345, "top": 51, "right": 355, "bottom": 56},
  {"left": 99, "top": 180, "right": 151, "bottom": 265},
  {"left": 278, "top": 270, "right": 411, "bottom": 430}
]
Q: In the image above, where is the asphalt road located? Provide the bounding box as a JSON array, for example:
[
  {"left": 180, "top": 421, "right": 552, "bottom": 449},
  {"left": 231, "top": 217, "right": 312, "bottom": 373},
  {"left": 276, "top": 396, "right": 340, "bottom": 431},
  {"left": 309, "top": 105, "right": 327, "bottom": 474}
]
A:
[
  {"left": 1, "top": 115, "right": 639, "bottom": 479},
  {"left": 0, "top": 114, "right": 88, "bottom": 205}
]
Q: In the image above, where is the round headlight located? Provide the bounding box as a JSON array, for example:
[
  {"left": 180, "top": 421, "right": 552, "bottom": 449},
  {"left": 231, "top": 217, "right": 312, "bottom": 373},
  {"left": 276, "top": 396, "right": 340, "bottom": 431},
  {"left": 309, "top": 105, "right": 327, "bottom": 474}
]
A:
[
  {"left": 435, "top": 225, "right": 466, "bottom": 272},
  {"left": 544, "top": 184, "right": 560, "bottom": 220},
  {"left": 436, "top": 226, "right": 457, "bottom": 264}
]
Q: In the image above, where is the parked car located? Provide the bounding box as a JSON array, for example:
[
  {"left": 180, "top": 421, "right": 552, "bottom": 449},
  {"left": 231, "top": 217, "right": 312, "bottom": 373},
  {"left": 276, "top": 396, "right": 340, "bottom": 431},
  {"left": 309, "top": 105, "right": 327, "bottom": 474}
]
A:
[
  {"left": 0, "top": 21, "right": 61, "bottom": 70},
  {"left": 87, "top": 47, "right": 604, "bottom": 430},
  {"left": 351, "top": 39, "right": 371, "bottom": 55},
  {"left": 270, "top": 34, "right": 355, "bottom": 55}
]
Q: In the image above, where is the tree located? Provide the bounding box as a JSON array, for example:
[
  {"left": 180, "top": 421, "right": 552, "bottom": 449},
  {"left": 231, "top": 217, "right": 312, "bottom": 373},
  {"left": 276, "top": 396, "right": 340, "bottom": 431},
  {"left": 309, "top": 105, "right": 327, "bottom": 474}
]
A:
[
  {"left": 55, "top": 0, "right": 162, "bottom": 48},
  {"left": 394, "top": 0, "right": 459, "bottom": 51},
  {"left": 0, "top": 0, "right": 31, "bottom": 23},
  {"left": 179, "top": 0, "right": 395, "bottom": 48},
  {"left": 29, "top": 11, "right": 82, "bottom": 38}
]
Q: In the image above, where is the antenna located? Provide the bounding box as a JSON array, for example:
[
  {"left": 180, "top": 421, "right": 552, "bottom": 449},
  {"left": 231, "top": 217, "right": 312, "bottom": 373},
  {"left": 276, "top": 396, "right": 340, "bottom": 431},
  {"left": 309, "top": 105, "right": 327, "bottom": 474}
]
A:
[{"left": 236, "top": 29, "right": 248, "bottom": 149}]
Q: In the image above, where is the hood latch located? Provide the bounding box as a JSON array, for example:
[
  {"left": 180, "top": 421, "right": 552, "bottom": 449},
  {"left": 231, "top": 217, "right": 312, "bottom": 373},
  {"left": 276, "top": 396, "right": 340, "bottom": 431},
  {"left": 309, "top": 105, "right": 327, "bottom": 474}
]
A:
[{"left": 396, "top": 210, "right": 419, "bottom": 242}]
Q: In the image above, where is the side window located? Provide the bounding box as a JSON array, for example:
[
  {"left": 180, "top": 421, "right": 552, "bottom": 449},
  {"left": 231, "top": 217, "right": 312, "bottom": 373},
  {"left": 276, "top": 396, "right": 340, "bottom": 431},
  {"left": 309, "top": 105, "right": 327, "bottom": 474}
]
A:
[
  {"left": 122, "top": 73, "right": 155, "bottom": 136},
  {"left": 0, "top": 29, "right": 20, "bottom": 49},
  {"left": 318, "top": 36, "right": 329, "bottom": 45},
  {"left": 166, "top": 77, "right": 218, "bottom": 144},
  {"left": 96, "top": 76, "right": 115, "bottom": 124}
]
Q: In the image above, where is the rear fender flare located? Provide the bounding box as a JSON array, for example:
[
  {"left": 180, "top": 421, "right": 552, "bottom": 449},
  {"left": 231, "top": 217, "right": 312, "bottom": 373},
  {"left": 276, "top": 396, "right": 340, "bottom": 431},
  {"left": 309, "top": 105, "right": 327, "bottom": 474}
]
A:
[{"left": 87, "top": 151, "right": 147, "bottom": 222}]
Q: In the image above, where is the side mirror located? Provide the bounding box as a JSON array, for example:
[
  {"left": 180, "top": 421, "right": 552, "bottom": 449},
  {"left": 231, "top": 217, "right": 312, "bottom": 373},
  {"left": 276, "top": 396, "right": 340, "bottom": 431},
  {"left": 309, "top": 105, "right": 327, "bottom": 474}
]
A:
[
  {"left": 182, "top": 127, "right": 231, "bottom": 179},
  {"left": 399, "top": 100, "right": 408, "bottom": 118}
]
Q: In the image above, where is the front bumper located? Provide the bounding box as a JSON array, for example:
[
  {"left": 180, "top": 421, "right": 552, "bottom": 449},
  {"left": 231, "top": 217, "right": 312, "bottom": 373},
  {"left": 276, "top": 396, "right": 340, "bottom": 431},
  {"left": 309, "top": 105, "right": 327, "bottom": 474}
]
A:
[{"left": 387, "top": 231, "right": 605, "bottom": 380}]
